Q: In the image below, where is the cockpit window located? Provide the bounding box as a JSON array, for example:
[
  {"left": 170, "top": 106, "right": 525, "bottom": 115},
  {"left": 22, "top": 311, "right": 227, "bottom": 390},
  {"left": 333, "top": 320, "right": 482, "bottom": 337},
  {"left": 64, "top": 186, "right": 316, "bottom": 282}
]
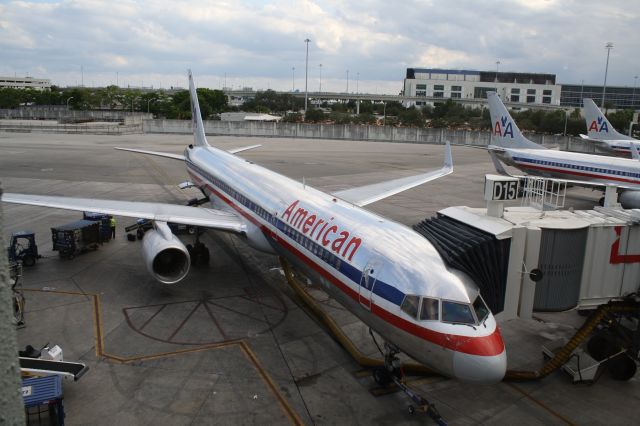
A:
[
  {"left": 400, "top": 295, "right": 420, "bottom": 319},
  {"left": 473, "top": 296, "right": 490, "bottom": 324},
  {"left": 442, "top": 300, "right": 475, "bottom": 325},
  {"left": 419, "top": 297, "right": 439, "bottom": 321}
]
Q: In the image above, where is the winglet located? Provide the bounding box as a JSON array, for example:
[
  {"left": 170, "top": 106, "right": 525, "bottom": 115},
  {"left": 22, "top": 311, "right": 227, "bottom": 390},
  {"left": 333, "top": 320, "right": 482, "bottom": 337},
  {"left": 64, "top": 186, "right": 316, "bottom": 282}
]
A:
[
  {"left": 443, "top": 140, "right": 453, "bottom": 170},
  {"left": 630, "top": 142, "right": 640, "bottom": 160},
  {"left": 188, "top": 70, "right": 210, "bottom": 147}
]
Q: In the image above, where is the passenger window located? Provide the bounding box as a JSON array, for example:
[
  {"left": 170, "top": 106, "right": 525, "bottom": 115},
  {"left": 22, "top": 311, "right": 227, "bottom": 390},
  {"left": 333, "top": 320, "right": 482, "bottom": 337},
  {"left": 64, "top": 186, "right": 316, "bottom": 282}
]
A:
[
  {"left": 400, "top": 295, "right": 420, "bottom": 319},
  {"left": 420, "top": 298, "right": 439, "bottom": 321},
  {"left": 442, "top": 301, "right": 475, "bottom": 324},
  {"left": 472, "top": 296, "right": 490, "bottom": 323}
]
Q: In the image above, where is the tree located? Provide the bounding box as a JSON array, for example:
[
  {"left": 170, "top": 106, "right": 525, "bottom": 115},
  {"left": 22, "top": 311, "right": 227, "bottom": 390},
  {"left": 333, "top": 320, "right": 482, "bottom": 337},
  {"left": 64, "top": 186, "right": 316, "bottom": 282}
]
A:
[
  {"left": 304, "top": 108, "right": 325, "bottom": 122},
  {"left": 398, "top": 108, "right": 425, "bottom": 127}
]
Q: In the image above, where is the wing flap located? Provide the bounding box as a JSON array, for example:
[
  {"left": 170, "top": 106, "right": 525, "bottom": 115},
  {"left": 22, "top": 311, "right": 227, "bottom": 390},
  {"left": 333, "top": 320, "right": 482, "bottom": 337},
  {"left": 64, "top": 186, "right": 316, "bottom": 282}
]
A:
[
  {"left": 2, "top": 193, "right": 246, "bottom": 234},
  {"left": 332, "top": 142, "right": 453, "bottom": 207}
]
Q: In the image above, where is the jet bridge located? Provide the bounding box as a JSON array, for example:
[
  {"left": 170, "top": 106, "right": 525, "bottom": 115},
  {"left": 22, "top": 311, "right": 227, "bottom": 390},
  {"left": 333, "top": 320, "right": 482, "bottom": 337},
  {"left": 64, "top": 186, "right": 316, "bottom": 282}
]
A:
[{"left": 417, "top": 175, "right": 640, "bottom": 321}]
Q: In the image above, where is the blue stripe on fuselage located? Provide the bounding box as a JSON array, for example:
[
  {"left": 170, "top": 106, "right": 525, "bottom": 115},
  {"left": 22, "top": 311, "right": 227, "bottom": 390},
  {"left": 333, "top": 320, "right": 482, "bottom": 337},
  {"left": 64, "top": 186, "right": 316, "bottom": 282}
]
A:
[{"left": 186, "top": 159, "right": 406, "bottom": 307}]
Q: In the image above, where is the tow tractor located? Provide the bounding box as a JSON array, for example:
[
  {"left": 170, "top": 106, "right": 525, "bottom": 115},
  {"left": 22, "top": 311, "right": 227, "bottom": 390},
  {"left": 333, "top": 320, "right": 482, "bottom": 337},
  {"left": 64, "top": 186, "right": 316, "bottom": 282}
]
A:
[{"left": 7, "top": 231, "right": 41, "bottom": 267}]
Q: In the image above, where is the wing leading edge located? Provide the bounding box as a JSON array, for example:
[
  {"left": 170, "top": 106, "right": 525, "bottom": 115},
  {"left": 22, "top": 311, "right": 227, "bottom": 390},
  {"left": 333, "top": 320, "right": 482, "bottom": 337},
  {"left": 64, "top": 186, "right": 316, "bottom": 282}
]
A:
[
  {"left": 2, "top": 193, "right": 246, "bottom": 234},
  {"left": 332, "top": 142, "right": 453, "bottom": 207}
]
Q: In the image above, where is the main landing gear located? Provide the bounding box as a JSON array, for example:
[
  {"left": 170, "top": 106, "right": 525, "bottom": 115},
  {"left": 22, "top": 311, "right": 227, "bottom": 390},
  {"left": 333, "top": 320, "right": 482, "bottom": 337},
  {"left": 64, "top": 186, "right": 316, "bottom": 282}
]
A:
[
  {"left": 187, "top": 231, "right": 210, "bottom": 266},
  {"left": 370, "top": 332, "right": 447, "bottom": 425}
]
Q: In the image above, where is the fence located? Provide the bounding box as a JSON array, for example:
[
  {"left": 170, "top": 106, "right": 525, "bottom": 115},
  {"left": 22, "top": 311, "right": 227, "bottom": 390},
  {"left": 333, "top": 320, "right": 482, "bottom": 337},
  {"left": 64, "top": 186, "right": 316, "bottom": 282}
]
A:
[{"left": 143, "top": 119, "right": 599, "bottom": 153}]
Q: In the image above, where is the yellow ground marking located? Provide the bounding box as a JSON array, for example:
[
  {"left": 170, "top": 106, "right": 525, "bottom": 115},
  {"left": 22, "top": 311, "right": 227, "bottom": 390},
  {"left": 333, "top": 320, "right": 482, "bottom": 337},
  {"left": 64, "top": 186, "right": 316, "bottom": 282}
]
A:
[{"left": 23, "top": 288, "right": 304, "bottom": 425}]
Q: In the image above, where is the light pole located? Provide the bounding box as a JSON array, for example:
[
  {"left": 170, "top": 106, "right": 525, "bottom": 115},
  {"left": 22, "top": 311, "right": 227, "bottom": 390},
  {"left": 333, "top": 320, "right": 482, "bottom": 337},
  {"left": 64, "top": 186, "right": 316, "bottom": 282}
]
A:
[
  {"left": 383, "top": 101, "right": 386, "bottom": 126},
  {"left": 563, "top": 109, "right": 569, "bottom": 136},
  {"left": 356, "top": 72, "right": 359, "bottom": 94},
  {"left": 66, "top": 96, "right": 73, "bottom": 109},
  {"left": 291, "top": 67, "right": 295, "bottom": 92},
  {"left": 319, "top": 64, "right": 322, "bottom": 92},
  {"left": 304, "top": 38, "right": 310, "bottom": 113},
  {"left": 601, "top": 42, "right": 614, "bottom": 108},
  {"left": 147, "top": 98, "right": 154, "bottom": 113},
  {"left": 346, "top": 69, "right": 349, "bottom": 93},
  {"left": 495, "top": 60, "right": 500, "bottom": 83},
  {"left": 633, "top": 75, "right": 638, "bottom": 109}
]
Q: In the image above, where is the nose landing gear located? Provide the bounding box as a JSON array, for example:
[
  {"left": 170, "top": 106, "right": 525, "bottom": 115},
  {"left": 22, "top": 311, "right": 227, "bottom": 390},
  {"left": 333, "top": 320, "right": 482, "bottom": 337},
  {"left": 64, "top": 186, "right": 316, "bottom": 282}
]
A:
[{"left": 371, "top": 334, "right": 447, "bottom": 425}]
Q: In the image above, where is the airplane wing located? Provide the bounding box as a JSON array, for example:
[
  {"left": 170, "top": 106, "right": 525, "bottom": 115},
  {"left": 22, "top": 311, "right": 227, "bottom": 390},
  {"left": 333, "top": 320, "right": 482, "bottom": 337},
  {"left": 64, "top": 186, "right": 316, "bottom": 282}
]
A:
[
  {"left": 1, "top": 193, "right": 246, "bottom": 233},
  {"left": 332, "top": 142, "right": 453, "bottom": 207}
]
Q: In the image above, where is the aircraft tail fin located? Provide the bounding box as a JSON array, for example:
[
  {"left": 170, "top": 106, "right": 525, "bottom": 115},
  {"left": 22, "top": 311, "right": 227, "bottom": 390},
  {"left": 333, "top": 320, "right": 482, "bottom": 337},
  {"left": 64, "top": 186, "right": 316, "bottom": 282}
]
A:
[
  {"left": 188, "top": 70, "right": 210, "bottom": 147},
  {"left": 583, "top": 98, "right": 632, "bottom": 141},
  {"left": 487, "top": 92, "right": 544, "bottom": 150}
]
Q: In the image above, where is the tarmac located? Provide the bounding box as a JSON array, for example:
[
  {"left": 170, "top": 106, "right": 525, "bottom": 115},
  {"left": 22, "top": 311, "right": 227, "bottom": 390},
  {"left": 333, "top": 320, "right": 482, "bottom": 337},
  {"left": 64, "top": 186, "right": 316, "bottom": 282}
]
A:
[{"left": 1, "top": 131, "right": 637, "bottom": 425}]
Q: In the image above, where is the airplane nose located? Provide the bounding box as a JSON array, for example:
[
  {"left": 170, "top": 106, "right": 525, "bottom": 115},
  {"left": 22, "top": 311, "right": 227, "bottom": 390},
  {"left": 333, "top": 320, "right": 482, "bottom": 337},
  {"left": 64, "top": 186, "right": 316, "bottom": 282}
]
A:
[{"left": 452, "top": 349, "right": 507, "bottom": 384}]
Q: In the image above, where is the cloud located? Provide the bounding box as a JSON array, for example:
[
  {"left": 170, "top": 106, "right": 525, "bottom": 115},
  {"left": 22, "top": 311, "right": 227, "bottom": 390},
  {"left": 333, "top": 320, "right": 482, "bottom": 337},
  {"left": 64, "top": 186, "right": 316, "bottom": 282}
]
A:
[{"left": 0, "top": 0, "right": 637, "bottom": 91}]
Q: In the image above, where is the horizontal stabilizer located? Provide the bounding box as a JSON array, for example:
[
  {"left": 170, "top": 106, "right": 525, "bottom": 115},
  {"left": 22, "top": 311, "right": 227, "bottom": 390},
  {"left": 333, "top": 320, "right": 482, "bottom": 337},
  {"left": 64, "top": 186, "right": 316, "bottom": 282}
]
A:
[
  {"left": 115, "top": 147, "right": 185, "bottom": 161},
  {"left": 333, "top": 142, "right": 453, "bottom": 206},
  {"left": 227, "top": 144, "right": 262, "bottom": 154}
]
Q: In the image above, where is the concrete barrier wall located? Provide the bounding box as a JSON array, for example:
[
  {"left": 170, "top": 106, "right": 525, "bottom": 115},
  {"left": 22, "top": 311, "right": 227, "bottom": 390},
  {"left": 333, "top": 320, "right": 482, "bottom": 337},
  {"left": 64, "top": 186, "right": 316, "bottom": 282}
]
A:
[
  {"left": 0, "top": 122, "right": 141, "bottom": 135},
  {"left": 144, "top": 119, "right": 598, "bottom": 153},
  {"left": 0, "top": 108, "right": 152, "bottom": 123}
]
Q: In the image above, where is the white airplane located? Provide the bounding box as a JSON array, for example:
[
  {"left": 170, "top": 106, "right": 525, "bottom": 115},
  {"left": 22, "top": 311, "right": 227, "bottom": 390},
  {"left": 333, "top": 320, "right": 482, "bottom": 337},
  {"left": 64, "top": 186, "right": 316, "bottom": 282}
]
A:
[
  {"left": 2, "top": 71, "right": 506, "bottom": 385},
  {"left": 579, "top": 98, "right": 638, "bottom": 156},
  {"left": 486, "top": 92, "right": 640, "bottom": 208}
]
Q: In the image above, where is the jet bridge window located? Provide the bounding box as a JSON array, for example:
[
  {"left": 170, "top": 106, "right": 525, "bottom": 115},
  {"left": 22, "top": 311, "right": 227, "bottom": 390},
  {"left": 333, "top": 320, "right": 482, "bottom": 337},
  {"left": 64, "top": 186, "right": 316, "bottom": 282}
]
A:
[
  {"left": 401, "top": 295, "right": 420, "bottom": 319},
  {"left": 419, "top": 297, "right": 439, "bottom": 321},
  {"left": 442, "top": 300, "right": 475, "bottom": 325}
]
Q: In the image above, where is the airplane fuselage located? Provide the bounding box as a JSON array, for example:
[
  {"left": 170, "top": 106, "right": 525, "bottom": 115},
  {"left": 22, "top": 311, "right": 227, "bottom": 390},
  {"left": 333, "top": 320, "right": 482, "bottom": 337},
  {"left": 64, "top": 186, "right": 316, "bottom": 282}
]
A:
[
  {"left": 184, "top": 144, "right": 506, "bottom": 383},
  {"left": 496, "top": 147, "right": 640, "bottom": 188}
]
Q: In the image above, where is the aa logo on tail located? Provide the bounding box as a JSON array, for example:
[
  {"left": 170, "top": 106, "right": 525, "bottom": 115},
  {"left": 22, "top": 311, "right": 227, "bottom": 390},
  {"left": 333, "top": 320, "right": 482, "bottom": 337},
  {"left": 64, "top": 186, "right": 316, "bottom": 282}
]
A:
[
  {"left": 588, "top": 116, "right": 609, "bottom": 133},
  {"left": 494, "top": 116, "right": 514, "bottom": 138}
]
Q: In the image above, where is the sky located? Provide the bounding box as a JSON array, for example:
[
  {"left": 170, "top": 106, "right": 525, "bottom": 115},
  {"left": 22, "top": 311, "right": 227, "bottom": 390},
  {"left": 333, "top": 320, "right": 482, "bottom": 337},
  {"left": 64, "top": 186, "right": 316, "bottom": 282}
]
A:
[{"left": 0, "top": 0, "right": 638, "bottom": 94}]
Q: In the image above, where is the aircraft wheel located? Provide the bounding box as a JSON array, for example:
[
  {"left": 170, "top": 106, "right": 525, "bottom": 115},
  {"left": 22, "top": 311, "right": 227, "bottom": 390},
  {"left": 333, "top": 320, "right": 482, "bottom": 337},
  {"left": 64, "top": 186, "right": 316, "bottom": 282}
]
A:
[
  {"left": 201, "top": 247, "right": 210, "bottom": 264},
  {"left": 373, "top": 367, "right": 392, "bottom": 386},
  {"left": 408, "top": 405, "right": 415, "bottom": 415},
  {"left": 587, "top": 332, "right": 619, "bottom": 361},
  {"left": 609, "top": 354, "right": 637, "bottom": 381},
  {"left": 22, "top": 255, "right": 35, "bottom": 267}
]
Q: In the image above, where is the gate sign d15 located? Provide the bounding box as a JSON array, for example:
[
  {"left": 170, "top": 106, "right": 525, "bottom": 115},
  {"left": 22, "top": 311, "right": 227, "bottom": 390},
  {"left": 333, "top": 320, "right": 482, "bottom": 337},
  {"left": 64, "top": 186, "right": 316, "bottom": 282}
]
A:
[{"left": 484, "top": 175, "right": 519, "bottom": 201}]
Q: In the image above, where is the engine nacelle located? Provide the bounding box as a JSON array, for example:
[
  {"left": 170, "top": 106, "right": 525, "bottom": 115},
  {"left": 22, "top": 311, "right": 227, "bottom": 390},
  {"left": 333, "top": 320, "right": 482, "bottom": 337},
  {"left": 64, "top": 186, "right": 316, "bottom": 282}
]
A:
[
  {"left": 141, "top": 228, "right": 190, "bottom": 284},
  {"left": 620, "top": 190, "right": 640, "bottom": 209}
]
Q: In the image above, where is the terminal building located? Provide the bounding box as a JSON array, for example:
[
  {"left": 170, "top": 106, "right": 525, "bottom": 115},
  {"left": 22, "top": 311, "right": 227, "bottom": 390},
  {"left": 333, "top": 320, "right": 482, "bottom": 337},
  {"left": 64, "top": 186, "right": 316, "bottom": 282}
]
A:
[
  {"left": 403, "top": 67, "right": 639, "bottom": 111},
  {"left": 403, "top": 68, "right": 560, "bottom": 107},
  {"left": 0, "top": 76, "right": 51, "bottom": 91}
]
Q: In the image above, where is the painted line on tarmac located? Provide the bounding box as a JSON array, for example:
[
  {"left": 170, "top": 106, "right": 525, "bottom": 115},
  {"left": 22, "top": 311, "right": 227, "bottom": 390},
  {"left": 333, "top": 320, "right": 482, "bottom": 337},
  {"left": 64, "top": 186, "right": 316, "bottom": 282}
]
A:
[{"left": 24, "top": 288, "right": 304, "bottom": 426}]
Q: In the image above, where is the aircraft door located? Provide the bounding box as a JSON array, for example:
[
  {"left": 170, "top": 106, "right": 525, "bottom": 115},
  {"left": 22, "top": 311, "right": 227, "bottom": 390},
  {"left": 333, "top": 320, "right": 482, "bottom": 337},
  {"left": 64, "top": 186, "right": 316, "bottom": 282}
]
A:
[{"left": 358, "top": 258, "right": 384, "bottom": 310}]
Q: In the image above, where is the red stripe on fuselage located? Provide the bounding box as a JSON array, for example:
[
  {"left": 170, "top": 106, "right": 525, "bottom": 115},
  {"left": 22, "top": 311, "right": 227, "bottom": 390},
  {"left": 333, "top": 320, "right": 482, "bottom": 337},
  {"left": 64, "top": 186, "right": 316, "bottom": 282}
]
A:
[
  {"left": 187, "top": 166, "right": 504, "bottom": 356},
  {"left": 516, "top": 162, "right": 640, "bottom": 185}
]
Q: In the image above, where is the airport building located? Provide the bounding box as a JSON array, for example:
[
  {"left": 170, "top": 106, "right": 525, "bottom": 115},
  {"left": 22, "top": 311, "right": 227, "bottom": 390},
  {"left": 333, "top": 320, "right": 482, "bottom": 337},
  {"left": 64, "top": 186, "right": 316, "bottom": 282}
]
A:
[
  {"left": 403, "top": 68, "right": 561, "bottom": 107},
  {"left": 0, "top": 76, "right": 51, "bottom": 91},
  {"left": 560, "top": 83, "right": 639, "bottom": 109},
  {"left": 404, "top": 68, "right": 639, "bottom": 111}
]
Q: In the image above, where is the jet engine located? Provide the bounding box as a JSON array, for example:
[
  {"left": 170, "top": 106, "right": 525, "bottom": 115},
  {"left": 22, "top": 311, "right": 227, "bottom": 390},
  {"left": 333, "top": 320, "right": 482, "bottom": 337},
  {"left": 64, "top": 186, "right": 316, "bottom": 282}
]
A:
[
  {"left": 620, "top": 191, "right": 640, "bottom": 209},
  {"left": 141, "top": 222, "right": 190, "bottom": 284}
]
